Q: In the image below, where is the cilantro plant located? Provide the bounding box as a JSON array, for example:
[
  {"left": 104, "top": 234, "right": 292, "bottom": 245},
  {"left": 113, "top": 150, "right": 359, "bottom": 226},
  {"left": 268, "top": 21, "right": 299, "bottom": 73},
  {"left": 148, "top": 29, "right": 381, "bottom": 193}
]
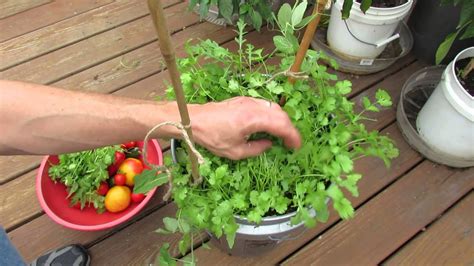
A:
[
  {"left": 189, "top": 0, "right": 275, "bottom": 30},
  {"left": 136, "top": 1, "right": 398, "bottom": 263},
  {"left": 49, "top": 146, "right": 121, "bottom": 212}
]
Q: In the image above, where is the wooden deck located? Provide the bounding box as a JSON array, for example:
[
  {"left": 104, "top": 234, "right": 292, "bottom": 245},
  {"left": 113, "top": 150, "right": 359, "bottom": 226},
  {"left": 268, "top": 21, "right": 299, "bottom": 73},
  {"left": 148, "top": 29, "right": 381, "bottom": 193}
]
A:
[{"left": 1, "top": 1, "right": 473, "bottom": 265}]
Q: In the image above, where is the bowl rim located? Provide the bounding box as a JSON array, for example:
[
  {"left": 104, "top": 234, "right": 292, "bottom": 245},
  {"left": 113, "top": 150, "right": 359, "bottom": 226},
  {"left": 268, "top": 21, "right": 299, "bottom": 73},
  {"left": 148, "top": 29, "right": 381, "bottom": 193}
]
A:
[{"left": 35, "top": 139, "right": 163, "bottom": 231}]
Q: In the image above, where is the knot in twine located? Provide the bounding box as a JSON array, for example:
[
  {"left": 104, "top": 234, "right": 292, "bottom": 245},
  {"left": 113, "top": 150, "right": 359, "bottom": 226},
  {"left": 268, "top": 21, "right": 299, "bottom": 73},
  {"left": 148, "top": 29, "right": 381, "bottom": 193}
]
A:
[
  {"left": 142, "top": 121, "right": 205, "bottom": 201},
  {"left": 265, "top": 68, "right": 309, "bottom": 84}
]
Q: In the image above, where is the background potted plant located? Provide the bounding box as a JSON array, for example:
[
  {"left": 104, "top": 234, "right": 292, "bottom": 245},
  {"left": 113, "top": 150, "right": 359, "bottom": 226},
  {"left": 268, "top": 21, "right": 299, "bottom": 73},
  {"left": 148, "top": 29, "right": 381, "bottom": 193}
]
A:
[
  {"left": 189, "top": 0, "right": 282, "bottom": 30},
  {"left": 408, "top": 0, "right": 473, "bottom": 65},
  {"left": 326, "top": 0, "right": 414, "bottom": 59},
  {"left": 136, "top": 1, "right": 399, "bottom": 263},
  {"left": 415, "top": 47, "right": 473, "bottom": 167}
]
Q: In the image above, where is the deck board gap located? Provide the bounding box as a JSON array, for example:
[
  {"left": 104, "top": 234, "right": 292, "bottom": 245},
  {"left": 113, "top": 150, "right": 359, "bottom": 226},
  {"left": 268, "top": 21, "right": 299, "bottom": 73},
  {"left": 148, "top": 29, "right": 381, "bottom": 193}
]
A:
[
  {"left": 0, "top": 1, "right": 184, "bottom": 72},
  {"left": 379, "top": 189, "right": 474, "bottom": 265}
]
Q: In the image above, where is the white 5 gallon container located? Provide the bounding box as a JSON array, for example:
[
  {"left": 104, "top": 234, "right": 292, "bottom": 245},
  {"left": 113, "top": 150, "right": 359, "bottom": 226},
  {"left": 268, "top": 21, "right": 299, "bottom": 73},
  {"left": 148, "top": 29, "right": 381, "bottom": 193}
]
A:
[
  {"left": 416, "top": 47, "right": 474, "bottom": 162},
  {"left": 327, "top": 0, "right": 413, "bottom": 59}
]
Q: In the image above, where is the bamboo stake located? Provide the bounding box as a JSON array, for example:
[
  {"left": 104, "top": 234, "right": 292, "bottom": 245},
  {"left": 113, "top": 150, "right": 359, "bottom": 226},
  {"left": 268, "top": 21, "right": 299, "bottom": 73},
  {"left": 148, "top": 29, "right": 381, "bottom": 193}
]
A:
[
  {"left": 280, "top": 0, "right": 328, "bottom": 106},
  {"left": 147, "top": 0, "right": 201, "bottom": 184},
  {"left": 289, "top": 0, "right": 328, "bottom": 83}
]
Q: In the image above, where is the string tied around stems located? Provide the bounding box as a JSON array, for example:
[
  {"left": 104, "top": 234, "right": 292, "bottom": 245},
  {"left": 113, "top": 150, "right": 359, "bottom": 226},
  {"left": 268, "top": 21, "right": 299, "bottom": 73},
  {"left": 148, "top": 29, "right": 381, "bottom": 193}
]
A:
[{"left": 141, "top": 121, "right": 205, "bottom": 201}]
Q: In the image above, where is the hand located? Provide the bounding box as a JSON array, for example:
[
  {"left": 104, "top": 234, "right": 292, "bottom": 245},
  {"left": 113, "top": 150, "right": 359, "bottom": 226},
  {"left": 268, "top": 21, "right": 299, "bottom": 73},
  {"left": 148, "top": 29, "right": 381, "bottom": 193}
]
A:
[{"left": 188, "top": 96, "right": 301, "bottom": 160}]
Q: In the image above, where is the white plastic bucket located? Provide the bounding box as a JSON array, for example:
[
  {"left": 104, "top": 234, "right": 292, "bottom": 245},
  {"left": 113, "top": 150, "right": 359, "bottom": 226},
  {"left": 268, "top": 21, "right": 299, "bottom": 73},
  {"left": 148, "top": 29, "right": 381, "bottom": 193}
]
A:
[
  {"left": 327, "top": 0, "right": 413, "bottom": 59},
  {"left": 416, "top": 47, "right": 474, "bottom": 161}
]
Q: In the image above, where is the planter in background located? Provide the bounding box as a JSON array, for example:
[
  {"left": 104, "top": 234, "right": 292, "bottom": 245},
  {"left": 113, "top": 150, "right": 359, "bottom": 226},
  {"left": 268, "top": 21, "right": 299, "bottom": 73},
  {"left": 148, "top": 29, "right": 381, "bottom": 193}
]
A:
[
  {"left": 311, "top": 22, "right": 413, "bottom": 75},
  {"left": 408, "top": 0, "right": 474, "bottom": 65},
  {"left": 326, "top": 0, "right": 413, "bottom": 59},
  {"left": 193, "top": 0, "right": 283, "bottom": 27},
  {"left": 415, "top": 47, "right": 474, "bottom": 166}
]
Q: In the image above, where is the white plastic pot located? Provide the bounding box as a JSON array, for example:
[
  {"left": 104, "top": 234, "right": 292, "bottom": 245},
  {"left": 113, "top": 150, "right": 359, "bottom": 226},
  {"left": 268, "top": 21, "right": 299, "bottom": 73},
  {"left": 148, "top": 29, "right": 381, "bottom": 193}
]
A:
[
  {"left": 416, "top": 47, "right": 474, "bottom": 162},
  {"left": 327, "top": 0, "right": 413, "bottom": 59}
]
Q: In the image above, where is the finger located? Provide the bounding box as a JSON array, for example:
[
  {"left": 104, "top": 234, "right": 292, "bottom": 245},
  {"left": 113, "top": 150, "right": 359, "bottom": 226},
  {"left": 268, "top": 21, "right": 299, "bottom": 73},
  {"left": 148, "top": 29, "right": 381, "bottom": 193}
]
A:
[
  {"left": 245, "top": 111, "right": 302, "bottom": 149},
  {"left": 252, "top": 98, "right": 281, "bottom": 110},
  {"left": 230, "top": 139, "right": 273, "bottom": 160}
]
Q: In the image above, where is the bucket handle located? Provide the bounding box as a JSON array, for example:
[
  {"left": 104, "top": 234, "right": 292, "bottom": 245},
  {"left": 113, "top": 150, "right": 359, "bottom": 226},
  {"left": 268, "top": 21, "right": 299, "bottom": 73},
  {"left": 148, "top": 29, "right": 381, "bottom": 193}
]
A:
[
  {"left": 268, "top": 227, "right": 308, "bottom": 244},
  {"left": 343, "top": 20, "right": 400, "bottom": 48}
]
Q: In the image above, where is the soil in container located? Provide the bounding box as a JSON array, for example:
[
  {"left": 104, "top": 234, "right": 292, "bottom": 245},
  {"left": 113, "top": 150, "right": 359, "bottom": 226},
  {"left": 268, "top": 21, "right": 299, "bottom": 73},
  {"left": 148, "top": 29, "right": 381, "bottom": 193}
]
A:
[
  {"left": 455, "top": 57, "right": 474, "bottom": 96},
  {"left": 356, "top": 0, "right": 408, "bottom": 8}
]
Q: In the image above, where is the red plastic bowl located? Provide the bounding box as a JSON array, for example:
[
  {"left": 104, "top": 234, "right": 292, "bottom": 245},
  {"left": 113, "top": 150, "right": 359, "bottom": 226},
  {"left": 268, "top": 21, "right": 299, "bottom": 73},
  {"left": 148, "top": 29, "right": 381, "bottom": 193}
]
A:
[{"left": 36, "top": 140, "right": 163, "bottom": 231}]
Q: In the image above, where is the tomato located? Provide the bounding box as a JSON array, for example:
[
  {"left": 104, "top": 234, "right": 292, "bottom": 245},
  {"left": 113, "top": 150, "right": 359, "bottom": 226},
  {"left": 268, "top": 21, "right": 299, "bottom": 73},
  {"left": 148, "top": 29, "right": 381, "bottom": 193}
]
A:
[
  {"left": 105, "top": 186, "right": 131, "bottom": 213},
  {"left": 131, "top": 193, "right": 146, "bottom": 203},
  {"left": 114, "top": 174, "right": 127, "bottom": 186},
  {"left": 97, "top": 182, "right": 109, "bottom": 196},
  {"left": 118, "top": 158, "right": 144, "bottom": 186},
  {"left": 107, "top": 151, "right": 126, "bottom": 176},
  {"left": 121, "top": 141, "right": 136, "bottom": 149}
]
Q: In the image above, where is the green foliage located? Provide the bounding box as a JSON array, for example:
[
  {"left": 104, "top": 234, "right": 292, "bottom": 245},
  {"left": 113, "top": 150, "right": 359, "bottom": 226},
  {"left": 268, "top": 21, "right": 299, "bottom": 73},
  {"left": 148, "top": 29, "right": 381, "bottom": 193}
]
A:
[
  {"left": 341, "top": 0, "right": 374, "bottom": 19},
  {"left": 49, "top": 146, "right": 121, "bottom": 212},
  {"left": 189, "top": 0, "right": 275, "bottom": 31},
  {"left": 436, "top": 0, "right": 474, "bottom": 64},
  {"left": 154, "top": 2, "right": 398, "bottom": 263}
]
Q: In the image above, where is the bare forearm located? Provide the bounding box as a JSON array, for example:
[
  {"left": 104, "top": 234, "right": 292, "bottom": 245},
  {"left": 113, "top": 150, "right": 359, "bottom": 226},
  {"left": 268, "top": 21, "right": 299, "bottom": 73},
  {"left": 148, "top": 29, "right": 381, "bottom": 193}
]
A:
[{"left": 0, "top": 80, "right": 181, "bottom": 155}]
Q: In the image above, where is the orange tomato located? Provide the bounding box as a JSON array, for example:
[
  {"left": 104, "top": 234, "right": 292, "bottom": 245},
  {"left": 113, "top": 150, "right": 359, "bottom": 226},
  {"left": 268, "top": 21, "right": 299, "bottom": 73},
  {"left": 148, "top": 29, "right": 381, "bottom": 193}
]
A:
[
  {"left": 104, "top": 186, "right": 131, "bottom": 213},
  {"left": 118, "top": 158, "right": 144, "bottom": 186}
]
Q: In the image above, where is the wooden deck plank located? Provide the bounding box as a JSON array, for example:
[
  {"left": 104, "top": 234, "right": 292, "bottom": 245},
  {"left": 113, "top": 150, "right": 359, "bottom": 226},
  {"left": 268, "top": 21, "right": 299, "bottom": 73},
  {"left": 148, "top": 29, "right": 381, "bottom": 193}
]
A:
[
  {"left": 53, "top": 22, "right": 237, "bottom": 94},
  {"left": 0, "top": 0, "right": 114, "bottom": 43},
  {"left": 184, "top": 123, "right": 423, "bottom": 266},
  {"left": 0, "top": 0, "right": 180, "bottom": 71},
  {"left": 7, "top": 180, "right": 170, "bottom": 262},
  {"left": 0, "top": 156, "right": 41, "bottom": 184},
  {"left": 351, "top": 61, "right": 427, "bottom": 132},
  {"left": 0, "top": 0, "right": 51, "bottom": 19},
  {"left": 88, "top": 203, "right": 209, "bottom": 265},
  {"left": 0, "top": 2, "right": 196, "bottom": 84},
  {"left": 385, "top": 192, "right": 474, "bottom": 266},
  {"left": 0, "top": 170, "right": 39, "bottom": 230},
  {"left": 282, "top": 165, "right": 473, "bottom": 265}
]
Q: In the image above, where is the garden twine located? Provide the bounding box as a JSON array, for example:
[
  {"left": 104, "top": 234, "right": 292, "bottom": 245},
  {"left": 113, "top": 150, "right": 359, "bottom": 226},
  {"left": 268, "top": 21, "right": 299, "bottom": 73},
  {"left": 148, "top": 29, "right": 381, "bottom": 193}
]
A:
[{"left": 141, "top": 121, "right": 205, "bottom": 201}]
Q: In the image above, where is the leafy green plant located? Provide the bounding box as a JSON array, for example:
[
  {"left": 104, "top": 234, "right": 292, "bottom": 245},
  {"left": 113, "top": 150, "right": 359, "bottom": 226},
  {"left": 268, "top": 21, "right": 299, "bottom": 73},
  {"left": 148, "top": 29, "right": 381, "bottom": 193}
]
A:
[
  {"left": 135, "top": 1, "right": 398, "bottom": 264},
  {"left": 339, "top": 0, "right": 410, "bottom": 19},
  {"left": 436, "top": 0, "right": 474, "bottom": 64},
  {"left": 49, "top": 146, "right": 121, "bottom": 212},
  {"left": 188, "top": 0, "right": 275, "bottom": 30}
]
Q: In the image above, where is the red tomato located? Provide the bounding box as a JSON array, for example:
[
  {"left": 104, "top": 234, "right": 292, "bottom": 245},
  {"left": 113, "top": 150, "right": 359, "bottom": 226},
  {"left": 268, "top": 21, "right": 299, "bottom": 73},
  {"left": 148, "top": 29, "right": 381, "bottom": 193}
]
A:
[
  {"left": 107, "top": 151, "right": 126, "bottom": 176},
  {"left": 131, "top": 193, "right": 146, "bottom": 203},
  {"left": 118, "top": 158, "right": 144, "bottom": 186},
  {"left": 121, "top": 141, "right": 137, "bottom": 149},
  {"left": 114, "top": 174, "right": 127, "bottom": 186},
  {"left": 97, "top": 182, "right": 109, "bottom": 196}
]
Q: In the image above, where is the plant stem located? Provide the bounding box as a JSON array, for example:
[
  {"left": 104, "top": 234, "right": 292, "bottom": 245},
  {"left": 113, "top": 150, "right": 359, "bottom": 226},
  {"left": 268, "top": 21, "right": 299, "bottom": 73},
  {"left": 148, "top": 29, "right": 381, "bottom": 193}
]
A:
[{"left": 461, "top": 58, "right": 473, "bottom": 80}]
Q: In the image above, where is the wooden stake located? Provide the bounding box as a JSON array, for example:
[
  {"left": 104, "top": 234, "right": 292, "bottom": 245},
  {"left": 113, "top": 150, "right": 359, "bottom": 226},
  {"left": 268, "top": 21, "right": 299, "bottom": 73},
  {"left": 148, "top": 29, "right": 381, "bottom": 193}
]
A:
[
  {"left": 147, "top": 0, "right": 201, "bottom": 184},
  {"left": 289, "top": 0, "right": 328, "bottom": 83},
  {"left": 280, "top": 0, "right": 328, "bottom": 106}
]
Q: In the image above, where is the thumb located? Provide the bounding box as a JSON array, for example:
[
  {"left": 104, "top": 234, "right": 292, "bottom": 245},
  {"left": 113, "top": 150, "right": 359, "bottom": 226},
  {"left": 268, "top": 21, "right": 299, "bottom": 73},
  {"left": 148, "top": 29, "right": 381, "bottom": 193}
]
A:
[{"left": 232, "top": 139, "right": 273, "bottom": 160}]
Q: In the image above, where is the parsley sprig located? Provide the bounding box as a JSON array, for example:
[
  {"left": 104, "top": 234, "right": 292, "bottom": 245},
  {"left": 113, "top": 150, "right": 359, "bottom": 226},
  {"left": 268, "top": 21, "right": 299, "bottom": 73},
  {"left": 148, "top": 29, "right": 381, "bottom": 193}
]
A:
[{"left": 49, "top": 146, "right": 121, "bottom": 212}]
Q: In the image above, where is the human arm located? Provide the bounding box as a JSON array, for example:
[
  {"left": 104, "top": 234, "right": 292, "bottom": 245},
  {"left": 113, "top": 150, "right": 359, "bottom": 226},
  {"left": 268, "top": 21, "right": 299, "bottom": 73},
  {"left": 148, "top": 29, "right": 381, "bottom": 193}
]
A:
[{"left": 0, "top": 80, "right": 301, "bottom": 159}]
